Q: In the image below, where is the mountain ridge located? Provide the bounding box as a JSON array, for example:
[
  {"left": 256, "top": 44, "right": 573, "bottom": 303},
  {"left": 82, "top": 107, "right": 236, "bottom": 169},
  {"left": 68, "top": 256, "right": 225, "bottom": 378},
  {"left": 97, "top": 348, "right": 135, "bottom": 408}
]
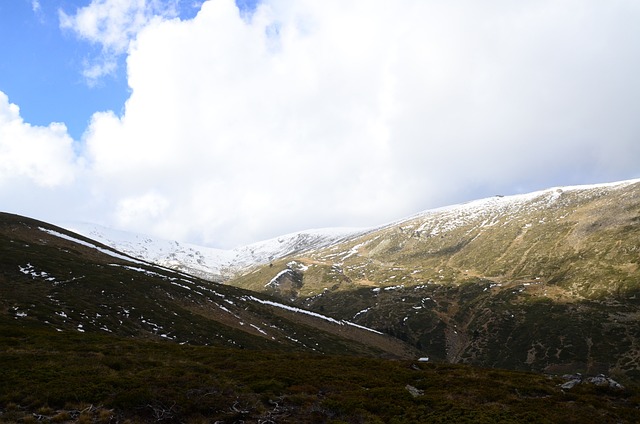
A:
[
  {"left": 0, "top": 211, "right": 414, "bottom": 359},
  {"left": 226, "top": 178, "right": 640, "bottom": 380},
  {"left": 61, "top": 222, "right": 369, "bottom": 281},
  {"left": 5, "top": 177, "right": 640, "bottom": 379},
  {"left": 59, "top": 178, "right": 640, "bottom": 281},
  {"left": 2, "top": 182, "right": 640, "bottom": 421}
]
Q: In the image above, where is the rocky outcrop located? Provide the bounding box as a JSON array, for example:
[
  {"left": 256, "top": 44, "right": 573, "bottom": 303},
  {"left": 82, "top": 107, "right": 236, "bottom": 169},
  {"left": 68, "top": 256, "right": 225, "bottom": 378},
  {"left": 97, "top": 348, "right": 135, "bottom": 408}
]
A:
[{"left": 559, "top": 374, "right": 625, "bottom": 390}]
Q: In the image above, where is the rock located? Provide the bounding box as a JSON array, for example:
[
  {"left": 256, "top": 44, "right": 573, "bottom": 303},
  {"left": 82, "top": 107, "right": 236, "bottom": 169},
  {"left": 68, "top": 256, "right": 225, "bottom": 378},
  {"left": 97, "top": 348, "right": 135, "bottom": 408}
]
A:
[
  {"left": 405, "top": 385, "right": 424, "bottom": 398},
  {"left": 559, "top": 373, "right": 625, "bottom": 390},
  {"left": 586, "top": 374, "right": 624, "bottom": 390},
  {"left": 560, "top": 379, "right": 581, "bottom": 390},
  {"left": 607, "top": 378, "right": 624, "bottom": 390},
  {"left": 560, "top": 373, "right": 582, "bottom": 389},
  {"left": 586, "top": 374, "right": 609, "bottom": 386}
]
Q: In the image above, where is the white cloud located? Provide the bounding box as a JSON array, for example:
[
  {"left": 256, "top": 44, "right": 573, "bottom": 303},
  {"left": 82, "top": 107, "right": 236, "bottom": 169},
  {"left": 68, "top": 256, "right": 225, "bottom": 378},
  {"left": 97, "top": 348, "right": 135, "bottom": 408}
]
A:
[
  {"left": 59, "top": 0, "right": 178, "bottom": 53},
  {"left": 115, "top": 191, "right": 169, "bottom": 227},
  {"left": 84, "top": 0, "right": 405, "bottom": 246},
  {"left": 0, "top": 92, "right": 78, "bottom": 187},
  {"left": 4, "top": 0, "right": 640, "bottom": 248},
  {"left": 0, "top": 91, "right": 89, "bottom": 227},
  {"left": 78, "top": 0, "right": 640, "bottom": 247},
  {"left": 58, "top": 0, "right": 178, "bottom": 81},
  {"left": 81, "top": 58, "right": 119, "bottom": 83}
]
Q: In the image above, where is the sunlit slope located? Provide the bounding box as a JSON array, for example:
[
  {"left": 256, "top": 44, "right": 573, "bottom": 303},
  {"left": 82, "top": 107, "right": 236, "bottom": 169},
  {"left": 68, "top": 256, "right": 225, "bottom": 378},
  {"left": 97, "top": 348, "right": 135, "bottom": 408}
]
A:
[{"left": 228, "top": 180, "right": 640, "bottom": 379}]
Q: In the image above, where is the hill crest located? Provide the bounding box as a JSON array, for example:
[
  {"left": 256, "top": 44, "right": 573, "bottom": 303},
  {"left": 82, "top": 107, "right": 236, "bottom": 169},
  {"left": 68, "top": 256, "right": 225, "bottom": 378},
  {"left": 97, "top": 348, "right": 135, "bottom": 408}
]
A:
[{"left": 60, "top": 178, "right": 640, "bottom": 280}]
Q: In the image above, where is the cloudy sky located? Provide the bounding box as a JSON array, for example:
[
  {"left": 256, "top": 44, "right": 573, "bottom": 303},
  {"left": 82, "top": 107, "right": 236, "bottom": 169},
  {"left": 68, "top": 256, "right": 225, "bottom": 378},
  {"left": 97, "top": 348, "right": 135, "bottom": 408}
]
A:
[{"left": 1, "top": 0, "right": 639, "bottom": 248}]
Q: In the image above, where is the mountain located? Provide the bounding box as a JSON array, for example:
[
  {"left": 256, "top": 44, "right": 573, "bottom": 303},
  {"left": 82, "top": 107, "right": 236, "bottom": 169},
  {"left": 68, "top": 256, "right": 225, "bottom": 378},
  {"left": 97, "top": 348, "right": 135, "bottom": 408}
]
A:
[
  {"left": 0, "top": 212, "right": 413, "bottom": 358},
  {"left": 62, "top": 222, "right": 367, "bottom": 281},
  {"left": 55, "top": 179, "right": 640, "bottom": 381},
  {"left": 227, "top": 179, "right": 640, "bottom": 380},
  {"left": 2, "top": 186, "right": 640, "bottom": 422},
  {"left": 9, "top": 178, "right": 639, "bottom": 378}
]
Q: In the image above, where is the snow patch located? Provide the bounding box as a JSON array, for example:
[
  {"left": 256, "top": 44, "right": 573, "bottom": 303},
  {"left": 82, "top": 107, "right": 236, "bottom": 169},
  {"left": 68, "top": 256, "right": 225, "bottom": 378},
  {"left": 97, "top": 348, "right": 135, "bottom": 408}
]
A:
[
  {"left": 60, "top": 222, "right": 367, "bottom": 280},
  {"left": 39, "top": 227, "right": 148, "bottom": 265},
  {"left": 265, "top": 269, "right": 294, "bottom": 288},
  {"left": 353, "top": 308, "right": 370, "bottom": 319},
  {"left": 384, "top": 284, "right": 404, "bottom": 291},
  {"left": 243, "top": 296, "right": 383, "bottom": 334}
]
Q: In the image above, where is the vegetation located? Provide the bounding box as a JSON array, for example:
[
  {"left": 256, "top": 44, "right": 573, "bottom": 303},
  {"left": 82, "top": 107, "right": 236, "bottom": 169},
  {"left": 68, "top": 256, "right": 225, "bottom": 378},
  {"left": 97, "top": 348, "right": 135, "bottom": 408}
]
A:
[
  {"left": 2, "top": 182, "right": 640, "bottom": 421},
  {"left": 0, "top": 212, "right": 413, "bottom": 359},
  {"left": 229, "top": 182, "right": 640, "bottom": 380},
  {"left": 1, "top": 320, "right": 639, "bottom": 423}
]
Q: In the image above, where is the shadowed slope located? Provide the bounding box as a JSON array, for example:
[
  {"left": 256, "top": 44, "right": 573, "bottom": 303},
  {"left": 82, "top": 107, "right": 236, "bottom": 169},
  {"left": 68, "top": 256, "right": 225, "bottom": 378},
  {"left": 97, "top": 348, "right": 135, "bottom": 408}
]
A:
[{"left": 0, "top": 212, "right": 413, "bottom": 358}]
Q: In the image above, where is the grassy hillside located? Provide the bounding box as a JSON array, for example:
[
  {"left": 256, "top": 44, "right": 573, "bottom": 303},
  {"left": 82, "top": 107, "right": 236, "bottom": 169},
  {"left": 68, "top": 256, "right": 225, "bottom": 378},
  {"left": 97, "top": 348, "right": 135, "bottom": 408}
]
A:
[
  {"left": 1, "top": 201, "right": 640, "bottom": 422},
  {"left": 0, "top": 212, "right": 413, "bottom": 358},
  {"left": 1, "top": 321, "right": 638, "bottom": 423},
  {"left": 228, "top": 181, "right": 640, "bottom": 380}
]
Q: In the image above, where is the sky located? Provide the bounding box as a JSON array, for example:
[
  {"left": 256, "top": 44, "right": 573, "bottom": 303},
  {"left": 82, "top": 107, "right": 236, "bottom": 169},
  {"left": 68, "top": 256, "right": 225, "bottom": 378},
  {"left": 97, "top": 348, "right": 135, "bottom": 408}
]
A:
[{"left": 1, "top": 0, "right": 639, "bottom": 249}]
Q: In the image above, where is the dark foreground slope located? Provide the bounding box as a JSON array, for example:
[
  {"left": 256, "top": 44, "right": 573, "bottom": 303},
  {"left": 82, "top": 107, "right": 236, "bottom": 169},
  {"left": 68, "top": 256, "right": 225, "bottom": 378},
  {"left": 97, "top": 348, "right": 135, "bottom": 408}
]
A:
[
  {"left": 2, "top": 322, "right": 639, "bottom": 423},
  {"left": 229, "top": 180, "right": 640, "bottom": 381},
  {"left": 0, "top": 212, "right": 411, "bottom": 358}
]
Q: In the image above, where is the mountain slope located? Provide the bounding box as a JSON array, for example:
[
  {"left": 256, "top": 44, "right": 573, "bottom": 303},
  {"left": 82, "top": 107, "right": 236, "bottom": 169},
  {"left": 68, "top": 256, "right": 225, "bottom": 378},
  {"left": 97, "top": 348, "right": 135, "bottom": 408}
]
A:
[
  {"left": 0, "top": 212, "right": 413, "bottom": 358},
  {"left": 62, "top": 222, "right": 367, "bottom": 281},
  {"left": 3, "top": 323, "right": 637, "bottom": 423},
  {"left": 227, "top": 179, "right": 640, "bottom": 380},
  {"left": 10, "top": 178, "right": 639, "bottom": 379}
]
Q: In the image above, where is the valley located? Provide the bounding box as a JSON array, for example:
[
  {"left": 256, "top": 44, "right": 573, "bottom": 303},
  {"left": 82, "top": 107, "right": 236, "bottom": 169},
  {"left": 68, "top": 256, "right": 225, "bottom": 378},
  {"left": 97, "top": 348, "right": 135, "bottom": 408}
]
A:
[{"left": 1, "top": 179, "right": 640, "bottom": 422}]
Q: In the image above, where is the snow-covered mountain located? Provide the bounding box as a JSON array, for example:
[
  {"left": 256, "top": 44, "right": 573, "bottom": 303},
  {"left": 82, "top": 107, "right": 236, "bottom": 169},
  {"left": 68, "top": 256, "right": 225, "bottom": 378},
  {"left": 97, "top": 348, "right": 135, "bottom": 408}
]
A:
[
  {"left": 9, "top": 177, "right": 640, "bottom": 381},
  {"left": 227, "top": 178, "right": 640, "bottom": 379},
  {"left": 380, "top": 178, "right": 640, "bottom": 237},
  {"left": 61, "top": 222, "right": 368, "bottom": 281},
  {"left": 62, "top": 178, "right": 639, "bottom": 282}
]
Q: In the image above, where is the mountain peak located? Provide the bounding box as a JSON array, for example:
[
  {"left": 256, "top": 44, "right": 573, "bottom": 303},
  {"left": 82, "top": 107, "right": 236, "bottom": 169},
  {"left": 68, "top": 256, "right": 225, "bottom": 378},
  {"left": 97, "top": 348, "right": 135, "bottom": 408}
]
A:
[{"left": 60, "top": 178, "right": 640, "bottom": 283}]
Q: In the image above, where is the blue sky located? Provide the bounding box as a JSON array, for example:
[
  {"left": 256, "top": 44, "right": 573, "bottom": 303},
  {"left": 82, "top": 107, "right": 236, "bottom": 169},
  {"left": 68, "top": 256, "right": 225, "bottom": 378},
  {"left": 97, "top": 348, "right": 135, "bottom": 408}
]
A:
[
  {"left": 0, "top": 0, "right": 639, "bottom": 248},
  {"left": 0, "top": 0, "right": 256, "bottom": 140},
  {"left": 0, "top": 0, "right": 126, "bottom": 140}
]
